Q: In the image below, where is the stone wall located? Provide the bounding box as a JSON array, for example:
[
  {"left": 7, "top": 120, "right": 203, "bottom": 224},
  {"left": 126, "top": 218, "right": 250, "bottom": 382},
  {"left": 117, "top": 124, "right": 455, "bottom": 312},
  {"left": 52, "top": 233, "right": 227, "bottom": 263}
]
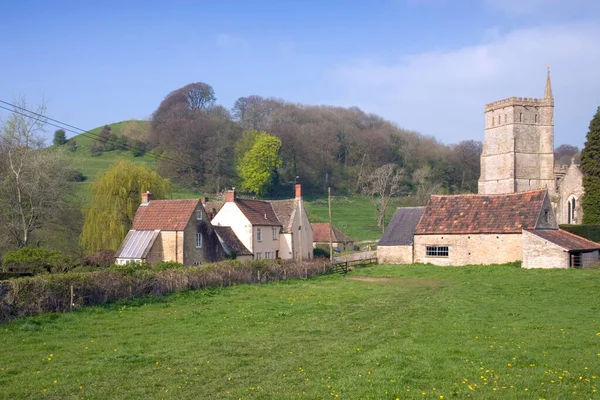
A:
[
  {"left": 377, "top": 245, "right": 414, "bottom": 264},
  {"left": 413, "top": 233, "right": 522, "bottom": 266},
  {"left": 556, "top": 164, "right": 584, "bottom": 224},
  {"left": 521, "top": 230, "right": 569, "bottom": 269}
]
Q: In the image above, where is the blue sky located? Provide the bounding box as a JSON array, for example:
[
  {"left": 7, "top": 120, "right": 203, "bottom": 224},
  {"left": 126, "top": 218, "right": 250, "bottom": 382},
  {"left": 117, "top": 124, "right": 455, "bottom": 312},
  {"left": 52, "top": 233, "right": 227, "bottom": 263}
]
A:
[{"left": 1, "top": 0, "right": 599, "bottom": 147}]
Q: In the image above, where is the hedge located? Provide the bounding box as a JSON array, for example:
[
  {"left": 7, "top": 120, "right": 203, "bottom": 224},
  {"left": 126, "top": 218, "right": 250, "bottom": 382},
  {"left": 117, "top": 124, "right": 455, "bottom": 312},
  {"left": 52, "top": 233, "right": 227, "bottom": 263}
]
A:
[
  {"left": 0, "top": 259, "right": 333, "bottom": 322},
  {"left": 559, "top": 225, "right": 600, "bottom": 242}
]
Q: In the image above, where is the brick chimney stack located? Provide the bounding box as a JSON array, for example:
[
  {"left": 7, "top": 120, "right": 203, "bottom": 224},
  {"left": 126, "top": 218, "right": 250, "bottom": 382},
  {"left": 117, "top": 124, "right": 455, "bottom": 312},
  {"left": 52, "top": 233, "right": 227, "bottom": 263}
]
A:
[
  {"left": 225, "top": 189, "right": 236, "bottom": 202},
  {"left": 295, "top": 184, "right": 302, "bottom": 199},
  {"left": 200, "top": 197, "right": 207, "bottom": 205},
  {"left": 141, "top": 191, "right": 153, "bottom": 204}
]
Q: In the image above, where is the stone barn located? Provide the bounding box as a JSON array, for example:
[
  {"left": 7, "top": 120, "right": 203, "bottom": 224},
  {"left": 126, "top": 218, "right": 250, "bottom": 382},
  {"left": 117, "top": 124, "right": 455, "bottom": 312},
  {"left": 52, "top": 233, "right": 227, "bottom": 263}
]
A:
[
  {"left": 377, "top": 207, "right": 423, "bottom": 264},
  {"left": 413, "top": 190, "right": 556, "bottom": 266}
]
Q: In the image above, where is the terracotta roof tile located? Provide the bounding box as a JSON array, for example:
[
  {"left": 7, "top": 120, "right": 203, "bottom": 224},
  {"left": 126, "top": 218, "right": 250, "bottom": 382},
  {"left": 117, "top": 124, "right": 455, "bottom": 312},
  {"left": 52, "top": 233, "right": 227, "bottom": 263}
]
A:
[
  {"left": 311, "top": 223, "right": 353, "bottom": 243},
  {"left": 416, "top": 190, "right": 548, "bottom": 234},
  {"left": 235, "top": 199, "right": 281, "bottom": 226},
  {"left": 526, "top": 229, "right": 600, "bottom": 251},
  {"left": 132, "top": 199, "right": 200, "bottom": 231}
]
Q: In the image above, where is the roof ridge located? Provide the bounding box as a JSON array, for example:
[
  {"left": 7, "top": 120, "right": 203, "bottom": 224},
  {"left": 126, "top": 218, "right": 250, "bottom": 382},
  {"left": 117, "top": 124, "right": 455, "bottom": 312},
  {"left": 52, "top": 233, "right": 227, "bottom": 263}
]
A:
[{"left": 431, "top": 189, "right": 546, "bottom": 198}]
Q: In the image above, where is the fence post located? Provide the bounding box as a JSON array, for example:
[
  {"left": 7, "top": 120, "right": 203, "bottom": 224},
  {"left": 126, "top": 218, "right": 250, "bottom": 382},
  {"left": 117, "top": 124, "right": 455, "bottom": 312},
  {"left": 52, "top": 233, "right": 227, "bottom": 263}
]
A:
[{"left": 70, "top": 285, "right": 74, "bottom": 312}]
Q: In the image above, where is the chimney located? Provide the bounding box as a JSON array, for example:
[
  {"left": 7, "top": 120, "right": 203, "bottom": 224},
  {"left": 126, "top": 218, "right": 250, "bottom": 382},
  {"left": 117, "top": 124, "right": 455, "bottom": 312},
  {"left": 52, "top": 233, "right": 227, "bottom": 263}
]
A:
[
  {"left": 141, "top": 191, "right": 153, "bottom": 205},
  {"left": 225, "top": 189, "right": 236, "bottom": 203},
  {"left": 200, "top": 196, "right": 207, "bottom": 205},
  {"left": 295, "top": 183, "right": 302, "bottom": 199}
]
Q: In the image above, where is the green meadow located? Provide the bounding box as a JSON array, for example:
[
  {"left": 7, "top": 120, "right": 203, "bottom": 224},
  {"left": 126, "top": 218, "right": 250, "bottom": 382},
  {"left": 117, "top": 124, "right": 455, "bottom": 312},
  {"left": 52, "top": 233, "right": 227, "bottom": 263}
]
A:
[{"left": 1, "top": 263, "right": 598, "bottom": 399}]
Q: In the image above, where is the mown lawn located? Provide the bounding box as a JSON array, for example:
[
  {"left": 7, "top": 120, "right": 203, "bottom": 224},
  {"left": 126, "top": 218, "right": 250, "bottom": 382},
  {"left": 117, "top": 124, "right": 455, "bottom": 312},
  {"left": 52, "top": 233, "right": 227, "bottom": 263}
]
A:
[{"left": 1, "top": 264, "right": 599, "bottom": 399}]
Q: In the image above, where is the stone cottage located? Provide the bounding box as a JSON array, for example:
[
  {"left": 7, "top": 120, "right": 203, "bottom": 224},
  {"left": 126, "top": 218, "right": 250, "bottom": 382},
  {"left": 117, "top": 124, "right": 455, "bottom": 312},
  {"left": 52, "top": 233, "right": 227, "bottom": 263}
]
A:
[
  {"left": 115, "top": 192, "right": 227, "bottom": 265},
  {"left": 311, "top": 223, "right": 354, "bottom": 252}
]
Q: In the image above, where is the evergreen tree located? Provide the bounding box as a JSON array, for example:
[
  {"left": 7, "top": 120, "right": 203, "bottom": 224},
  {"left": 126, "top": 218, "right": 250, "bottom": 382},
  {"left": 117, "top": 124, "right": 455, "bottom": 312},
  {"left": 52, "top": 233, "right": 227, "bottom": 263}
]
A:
[
  {"left": 79, "top": 160, "right": 171, "bottom": 253},
  {"left": 580, "top": 106, "right": 600, "bottom": 224},
  {"left": 53, "top": 129, "right": 67, "bottom": 146}
]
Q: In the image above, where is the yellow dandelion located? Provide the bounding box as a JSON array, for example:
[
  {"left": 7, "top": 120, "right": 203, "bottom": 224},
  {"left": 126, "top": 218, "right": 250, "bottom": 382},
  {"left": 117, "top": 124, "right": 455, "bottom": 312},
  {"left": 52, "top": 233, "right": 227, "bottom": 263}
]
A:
[
  {"left": 80, "top": 386, "right": 83, "bottom": 390},
  {"left": 53, "top": 380, "right": 57, "bottom": 384},
  {"left": 156, "top": 362, "right": 159, "bottom": 365}
]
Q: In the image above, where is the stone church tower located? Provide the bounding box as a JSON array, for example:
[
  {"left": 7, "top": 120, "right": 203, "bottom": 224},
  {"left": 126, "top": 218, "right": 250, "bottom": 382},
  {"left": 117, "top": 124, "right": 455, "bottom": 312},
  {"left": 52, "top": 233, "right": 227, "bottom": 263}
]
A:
[
  {"left": 478, "top": 71, "right": 556, "bottom": 194},
  {"left": 478, "top": 71, "right": 584, "bottom": 224}
]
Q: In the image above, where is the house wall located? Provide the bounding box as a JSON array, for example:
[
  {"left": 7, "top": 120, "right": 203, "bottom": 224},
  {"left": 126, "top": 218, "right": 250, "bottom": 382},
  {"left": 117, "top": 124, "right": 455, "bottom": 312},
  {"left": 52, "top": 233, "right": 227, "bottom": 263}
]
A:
[
  {"left": 211, "top": 202, "right": 253, "bottom": 252},
  {"left": 521, "top": 230, "right": 569, "bottom": 269},
  {"left": 377, "top": 245, "right": 414, "bottom": 264},
  {"left": 182, "top": 203, "right": 220, "bottom": 266},
  {"left": 287, "top": 202, "right": 313, "bottom": 260},
  {"left": 414, "top": 233, "right": 522, "bottom": 266},
  {"left": 146, "top": 231, "right": 183, "bottom": 265},
  {"left": 280, "top": 233, "right": 293, "bottom": 259},
  {"left": 253, "top": 225, "right": 280, "bottom": 259}
]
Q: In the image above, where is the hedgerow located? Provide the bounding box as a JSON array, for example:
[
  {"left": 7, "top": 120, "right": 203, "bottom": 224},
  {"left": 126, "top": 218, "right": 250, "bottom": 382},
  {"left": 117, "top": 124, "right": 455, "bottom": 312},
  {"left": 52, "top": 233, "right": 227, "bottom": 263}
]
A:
[{"left": 0, "top": 259, "right": 332, "bottom": 322}]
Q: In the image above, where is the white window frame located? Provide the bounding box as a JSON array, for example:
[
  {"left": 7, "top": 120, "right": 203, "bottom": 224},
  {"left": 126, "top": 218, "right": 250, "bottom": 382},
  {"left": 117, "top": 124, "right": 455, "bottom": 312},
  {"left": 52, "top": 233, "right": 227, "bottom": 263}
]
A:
[
  {"left": 196, "top": 209, "right": 203, "bottom": 220},
  {"left": 272, "top": 227, "right": 278, "bottom": 240},
  {"left": 257, "top": 228, "right": 262, "bottom": 242},
  {"left": 426, "top": 246, "right": 448, "bottom": 257},
  {"left": 256, "top": 252, "right": 262, "bottom": 260},
  {"left": 196, "top": 233, "right": 203, "bottom": 248}
]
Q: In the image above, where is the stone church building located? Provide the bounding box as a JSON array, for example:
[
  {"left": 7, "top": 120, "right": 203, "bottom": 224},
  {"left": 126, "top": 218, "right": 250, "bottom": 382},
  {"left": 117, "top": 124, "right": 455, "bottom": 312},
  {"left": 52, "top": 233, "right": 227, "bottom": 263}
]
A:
[{"left": 478, "top": 70, "right": 584, "bottom": 224}]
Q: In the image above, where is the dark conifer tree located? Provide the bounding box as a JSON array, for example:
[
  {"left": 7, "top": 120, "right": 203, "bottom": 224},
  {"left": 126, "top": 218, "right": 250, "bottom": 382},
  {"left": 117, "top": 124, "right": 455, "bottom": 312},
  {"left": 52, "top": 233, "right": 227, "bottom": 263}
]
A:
[{"left": 580, "top": 107, "right": 600, "bottom": 224}]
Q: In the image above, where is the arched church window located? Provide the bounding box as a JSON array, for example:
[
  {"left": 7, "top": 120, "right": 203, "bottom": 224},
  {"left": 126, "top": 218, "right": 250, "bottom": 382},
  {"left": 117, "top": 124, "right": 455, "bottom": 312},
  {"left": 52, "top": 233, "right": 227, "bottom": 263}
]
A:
[
  {"left": 568, "top": 201, "right": 572, "bottom": 224},
  {"left": 520, "top": 113, "right": 523, "bottom": 122},
  {"left": 535, "top": 114, "right": 538, "bottom": 123},
  {"left": 571, "top": 197, "right": 576, "bottom": 222}
]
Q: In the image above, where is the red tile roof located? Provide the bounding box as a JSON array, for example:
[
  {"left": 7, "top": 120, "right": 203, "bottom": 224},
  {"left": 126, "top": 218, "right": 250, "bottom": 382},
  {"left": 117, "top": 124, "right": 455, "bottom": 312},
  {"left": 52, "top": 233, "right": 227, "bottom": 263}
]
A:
[
  {"left": 311, "top": 223, "right": 353, "bottom": 243},
  {"left": 526, "top": 229, "right": 600, "bottom": 251},
  {"left": 415, "top": 190, "right": 548, "bottom": 234},
  {"left": 235, "top": 199, "right": 281, "bottom": 226},
  {"left": 132, "top": 199, "right": 200, "bottom": 231}
]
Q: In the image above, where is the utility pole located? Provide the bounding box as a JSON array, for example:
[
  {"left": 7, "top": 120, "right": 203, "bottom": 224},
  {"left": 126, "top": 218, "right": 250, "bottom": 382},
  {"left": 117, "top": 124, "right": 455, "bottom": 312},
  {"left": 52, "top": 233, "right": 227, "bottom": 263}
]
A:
[{"left": 328, "top": 186, "right": 333, "bottom": 263}]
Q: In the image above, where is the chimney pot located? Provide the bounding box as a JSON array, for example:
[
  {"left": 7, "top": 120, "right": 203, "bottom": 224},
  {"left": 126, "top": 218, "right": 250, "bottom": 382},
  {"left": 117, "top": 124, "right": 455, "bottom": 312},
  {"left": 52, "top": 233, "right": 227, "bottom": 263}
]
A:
[
  {"left": 201, "top": 196, "right": 207, "bottom": 205},
  {"left": 295, "top": 183, "right": 302, "bottom": 199}
]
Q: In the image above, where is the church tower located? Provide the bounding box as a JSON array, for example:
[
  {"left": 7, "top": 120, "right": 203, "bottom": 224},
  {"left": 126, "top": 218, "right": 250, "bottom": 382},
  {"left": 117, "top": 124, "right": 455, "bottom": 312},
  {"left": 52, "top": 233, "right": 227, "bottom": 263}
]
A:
[{"left": 478, "top": 70, "right": 555, "bottom": 194}]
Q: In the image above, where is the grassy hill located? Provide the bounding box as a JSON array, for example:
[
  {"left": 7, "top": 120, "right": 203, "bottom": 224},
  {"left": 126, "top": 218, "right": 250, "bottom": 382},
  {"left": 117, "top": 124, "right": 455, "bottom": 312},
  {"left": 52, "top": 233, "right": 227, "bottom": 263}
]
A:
[
  {"left": 64, "top": 121, "right": 198, "bottom": 201},
  {"left": 1, "top": 263, "right": 598, "bottom": 398},
  {"left": 64, "top": 122, "right": 408, "bottom": 242}
]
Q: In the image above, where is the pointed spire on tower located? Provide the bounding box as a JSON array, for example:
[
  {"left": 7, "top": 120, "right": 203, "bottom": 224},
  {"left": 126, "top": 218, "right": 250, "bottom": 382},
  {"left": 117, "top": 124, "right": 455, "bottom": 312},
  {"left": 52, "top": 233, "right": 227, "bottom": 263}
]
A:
[{"left": 544, "top": 66, "right": 553, "bottom": 99}]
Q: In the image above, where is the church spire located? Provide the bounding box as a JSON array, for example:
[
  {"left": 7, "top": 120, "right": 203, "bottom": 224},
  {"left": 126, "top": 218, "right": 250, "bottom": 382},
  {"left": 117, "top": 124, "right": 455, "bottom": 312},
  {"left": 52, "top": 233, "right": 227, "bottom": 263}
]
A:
[{"left": 544, "top": 67, "right": 553, "bottom": 99}]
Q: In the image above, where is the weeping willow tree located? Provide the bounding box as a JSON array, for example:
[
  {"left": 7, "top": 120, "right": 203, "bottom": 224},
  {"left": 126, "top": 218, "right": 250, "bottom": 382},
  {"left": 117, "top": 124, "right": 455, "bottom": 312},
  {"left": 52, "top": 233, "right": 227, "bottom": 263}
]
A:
[{"left": 80, "top": 160, "right": 171, "bottom": 253}]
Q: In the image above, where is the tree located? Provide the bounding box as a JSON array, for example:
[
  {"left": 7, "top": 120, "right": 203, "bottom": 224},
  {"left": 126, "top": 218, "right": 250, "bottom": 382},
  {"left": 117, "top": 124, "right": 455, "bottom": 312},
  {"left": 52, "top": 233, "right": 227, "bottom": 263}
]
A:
[
  {"left": 237, "top": 132, "right": 282, "bottom": 196},
  {"left": 0, "top": 99, "right": 75, "bottom": 248},
  {"left": 53, "top": 129, "right": 67, "bottom": 146},
  {"left": 361, "top": 164, "right": 403, "bottom": 229},
  {"left": 413, "top": 165, "right": 443, "bottom": 205},
  {"left": 580, "top": 106, "right": 600, "bottom": 224},
  {"left": 79, "top": 160, "right": 171, "bottom": 253},
  {"left": 555, "top": 144, "right": 580, "bottom": 166}
]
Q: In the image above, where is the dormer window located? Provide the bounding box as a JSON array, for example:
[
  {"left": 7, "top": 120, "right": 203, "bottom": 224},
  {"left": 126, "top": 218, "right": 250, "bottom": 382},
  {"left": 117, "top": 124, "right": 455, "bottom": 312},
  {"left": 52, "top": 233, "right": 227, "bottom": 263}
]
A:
[{"left": 264, "top": 213, "right": 268, "bottom": 220}]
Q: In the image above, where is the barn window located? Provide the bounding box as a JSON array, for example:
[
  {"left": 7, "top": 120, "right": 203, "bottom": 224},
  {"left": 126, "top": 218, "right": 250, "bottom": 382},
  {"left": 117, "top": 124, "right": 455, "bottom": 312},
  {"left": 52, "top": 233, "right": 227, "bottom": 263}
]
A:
[
  {"left": 196, "top": 233, "right": 203, "bottom": 248},
  {"left": 426, "top": 246, "right": 449, "bottom": 257}
]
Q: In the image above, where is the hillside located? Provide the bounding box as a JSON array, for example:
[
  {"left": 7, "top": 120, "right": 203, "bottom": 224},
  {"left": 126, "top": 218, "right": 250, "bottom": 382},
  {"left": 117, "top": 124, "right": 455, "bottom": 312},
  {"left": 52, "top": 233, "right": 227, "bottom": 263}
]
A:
[{"left": 64, "top": 121, "right": 198, "bottom": 201}]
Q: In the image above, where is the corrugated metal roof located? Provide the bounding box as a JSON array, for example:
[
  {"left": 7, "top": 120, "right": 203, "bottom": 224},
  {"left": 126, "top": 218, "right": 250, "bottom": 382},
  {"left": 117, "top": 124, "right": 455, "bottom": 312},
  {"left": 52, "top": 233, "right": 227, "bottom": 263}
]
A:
[{"left": 115, "top": 230, "right": 160, "bottom": 259}]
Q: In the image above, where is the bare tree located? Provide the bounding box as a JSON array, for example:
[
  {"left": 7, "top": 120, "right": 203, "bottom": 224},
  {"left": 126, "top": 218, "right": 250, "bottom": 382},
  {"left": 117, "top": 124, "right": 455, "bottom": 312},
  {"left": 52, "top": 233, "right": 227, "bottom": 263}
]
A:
[
  {"left": 413, "top": 165, "right": 442, "bottom": 205},
  {"left": 361, "top": 164, "right": 403, "bottom": 229},
  {"left": 0, "top": 100, "right": 75, "bottom": 248}
]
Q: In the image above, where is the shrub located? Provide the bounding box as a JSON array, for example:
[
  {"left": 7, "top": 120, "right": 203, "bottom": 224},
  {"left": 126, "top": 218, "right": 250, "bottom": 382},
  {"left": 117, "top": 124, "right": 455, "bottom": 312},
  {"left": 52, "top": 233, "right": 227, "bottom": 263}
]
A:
[
  {"left": 559, "top": 225, "right": 600, "bottom": 242},
  {"left": 91, "top": 142, "right": 104, "bottom": 156},
  {"left": 152, "top": 261, "right": 184, "bottom": 271},
  {"left": 2, "top": 247, "right": 72, "bottom": 274},
  {"left": 0, "top": 259, "right": 332, "bottom": 321},
  {"left": 82, "top": 249, "right": 115, "bottom": 268},
  {"left": 67, "top": 139, "right": 78, "bottom": 152},
  {"left": 313, "top": 247, "right": 330, "bottom": 258}
]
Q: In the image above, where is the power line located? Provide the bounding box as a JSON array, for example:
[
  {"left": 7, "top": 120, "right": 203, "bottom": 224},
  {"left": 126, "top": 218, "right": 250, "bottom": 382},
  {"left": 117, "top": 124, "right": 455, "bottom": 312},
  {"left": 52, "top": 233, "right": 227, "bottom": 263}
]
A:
[{"left": 0, "top": 100, "right": 196, "bottom": 169}]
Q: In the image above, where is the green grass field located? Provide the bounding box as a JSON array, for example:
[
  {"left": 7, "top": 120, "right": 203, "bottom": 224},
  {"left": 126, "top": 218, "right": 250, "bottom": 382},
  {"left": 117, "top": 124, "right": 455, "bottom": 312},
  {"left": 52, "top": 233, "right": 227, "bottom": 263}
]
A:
[{"left": 1, "top": 264, "right": 598, "bottom": 399}]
